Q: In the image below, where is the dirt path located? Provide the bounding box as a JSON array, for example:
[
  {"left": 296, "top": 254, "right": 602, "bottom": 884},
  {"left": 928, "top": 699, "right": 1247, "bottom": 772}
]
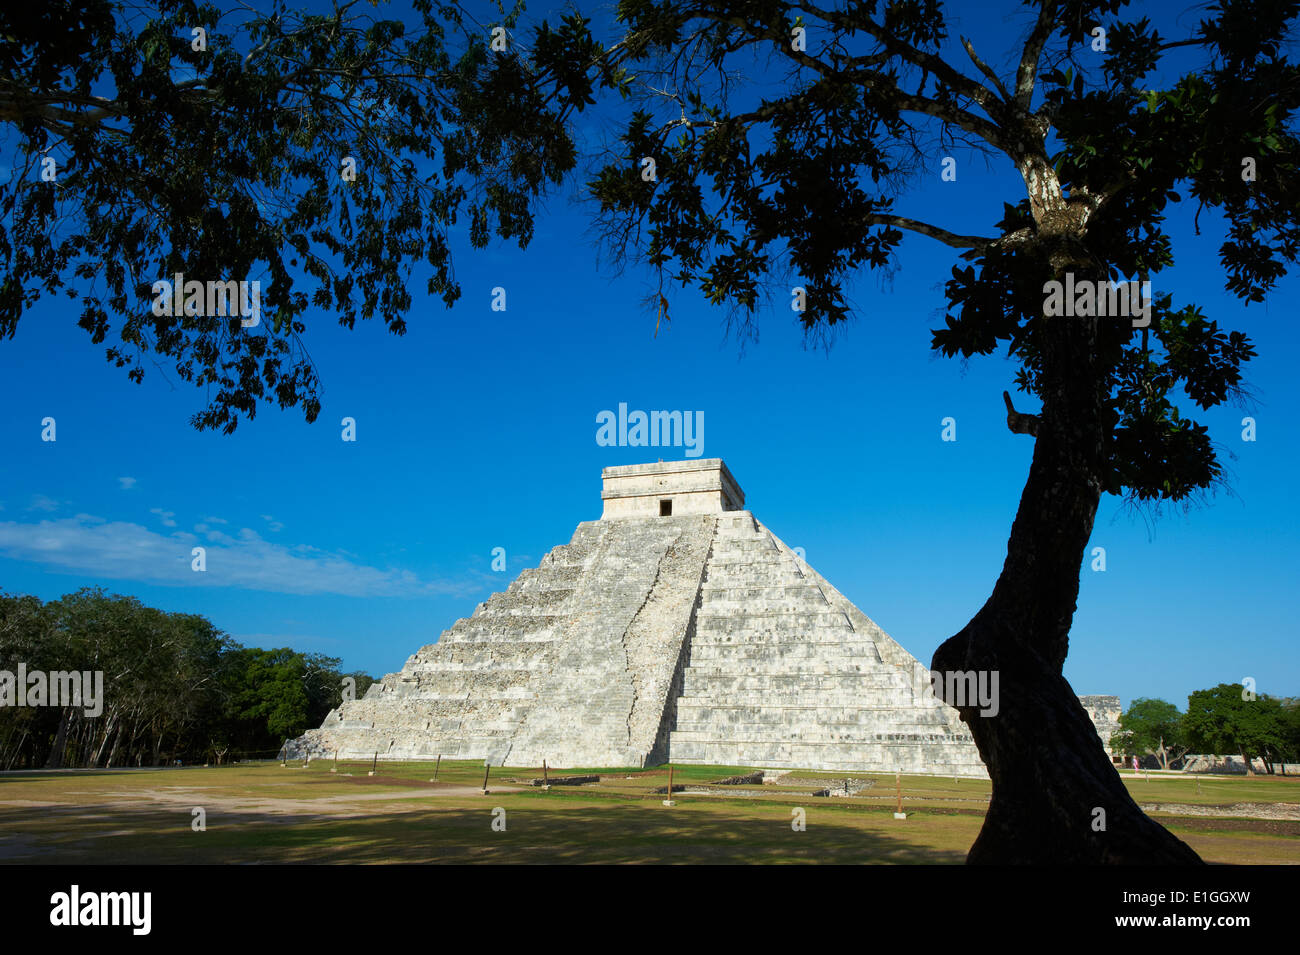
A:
[
  {"left": 1141, "top": 801, "right": 1300, "bottom": 821},
  {"left": 0, "top": 781, "right": 521, "bottom": 821}
]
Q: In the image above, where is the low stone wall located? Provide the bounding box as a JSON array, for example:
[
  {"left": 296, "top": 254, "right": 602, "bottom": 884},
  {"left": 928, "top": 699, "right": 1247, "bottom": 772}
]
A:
[{"left": 1182, "top": 754, "right": 1300, "bottom": 775}]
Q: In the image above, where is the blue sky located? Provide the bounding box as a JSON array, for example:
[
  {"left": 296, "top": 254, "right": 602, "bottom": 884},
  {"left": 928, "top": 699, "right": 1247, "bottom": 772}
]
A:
[{"left": 0, "top": 0, "right": 1295, "bottom": 713}]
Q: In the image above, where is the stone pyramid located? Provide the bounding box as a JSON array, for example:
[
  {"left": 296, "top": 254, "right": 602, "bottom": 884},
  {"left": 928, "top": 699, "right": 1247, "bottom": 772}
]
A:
[{"left": 289, "top": 459, "right": 988, "bottom": 776}]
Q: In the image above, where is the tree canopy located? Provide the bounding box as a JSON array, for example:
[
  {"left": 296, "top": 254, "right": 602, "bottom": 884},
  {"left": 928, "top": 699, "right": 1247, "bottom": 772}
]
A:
[
  {"left": 1184, "top": 682, "right": 1294, "bottom": 769},
  {"left": 1114, "top": 691, "right": 1299, "bottom": 771},
  {"left": 584, "top": 0, "right": 1297, "bottom": 508},
  {"left": 0, "top": 0, "right": 602, "bottom": 431},
  {"left": 1114, "top": 696, "right": 1186, "bottom": 769},
  {"left": 3, "top": 0, "right": 1293, "bottom": 495}
]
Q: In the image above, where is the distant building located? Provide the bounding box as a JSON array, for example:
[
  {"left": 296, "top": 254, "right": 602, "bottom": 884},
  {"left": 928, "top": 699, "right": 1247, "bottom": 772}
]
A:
[{"left": 1079, "top": 695, "right": 1123, "bottom": 762}]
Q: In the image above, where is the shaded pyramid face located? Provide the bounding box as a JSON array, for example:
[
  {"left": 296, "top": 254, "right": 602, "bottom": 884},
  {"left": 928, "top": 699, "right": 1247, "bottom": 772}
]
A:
[{"left": 291, "top": 478, "right": 989, "bottom": 776}]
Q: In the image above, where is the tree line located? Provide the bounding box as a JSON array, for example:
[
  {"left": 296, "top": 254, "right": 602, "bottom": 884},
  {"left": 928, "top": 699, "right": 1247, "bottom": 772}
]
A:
[
  {"left": 0, "top": 588, "right": 375, "bottom": 769},
  {"left": 1114, "top": 689, "right": 1300, "bottom": 772}
]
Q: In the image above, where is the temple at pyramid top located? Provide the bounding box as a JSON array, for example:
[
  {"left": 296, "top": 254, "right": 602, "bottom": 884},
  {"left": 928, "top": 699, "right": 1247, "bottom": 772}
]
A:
[{"left": 601, "top": 458, "right": 745, "bottom": 519}]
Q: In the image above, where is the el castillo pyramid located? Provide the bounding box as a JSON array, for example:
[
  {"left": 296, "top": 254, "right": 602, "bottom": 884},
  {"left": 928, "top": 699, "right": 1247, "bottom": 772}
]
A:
[{"left": 289, "top": 459, "right": 1119, "bottom": 776}]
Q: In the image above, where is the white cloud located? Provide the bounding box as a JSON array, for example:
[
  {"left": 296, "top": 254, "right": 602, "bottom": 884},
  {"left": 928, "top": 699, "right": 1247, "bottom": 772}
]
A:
[
  {"left": 150, "top": 507, "right": 178, "bottom": 528},
  {"left": 117, "top": 477, "right": 137, "bottom": 490},
  {"left": 0, "top": 515, "right": 479, "bottom": 598},
  {"left": 28, "top": 495, "right": 59, "bottom": 512},
  {"left": 261, "top": 514, "right": 285, "bottom": 533}
]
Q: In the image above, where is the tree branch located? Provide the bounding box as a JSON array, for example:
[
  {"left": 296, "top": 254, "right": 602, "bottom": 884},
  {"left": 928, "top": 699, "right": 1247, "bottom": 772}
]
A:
[
  {"left": 861, "top": 212, "right": 1000, "bottom": 250},
  {"left": 801, "top": 1, "right": 1005, "bottom": 120},
  {"left": 685, "top": 4, "right": 1015, "bottom": 154},
  {"left": 961, "top": 36, "right": 1012, "bottom": 102},
  {"left": 1004, "top": 390, "right": 1040, "bottom": 436},
  {"left": 1016, "top": 0, "right": 1060, "bottom": 108}
]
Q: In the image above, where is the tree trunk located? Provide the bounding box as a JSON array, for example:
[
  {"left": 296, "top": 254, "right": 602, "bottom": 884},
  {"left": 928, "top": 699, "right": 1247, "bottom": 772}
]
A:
[
  {"left": 932, "top": 310, "right": 1203, "bottom": 864},
  {"left": 105, "top": 722, "right": 123, "bottom": 768},
  {"left": 44, "top": 707, "right": 72, "bottom": 769},
  {"left": 1238, "top": 742, "right": 1255, "bottom": 775},
  {"left": 91, "top": 710, "right": 118, "bottom": 767},
  {"left": 3, "top": 730, "right": 28, "bottom": 770}
]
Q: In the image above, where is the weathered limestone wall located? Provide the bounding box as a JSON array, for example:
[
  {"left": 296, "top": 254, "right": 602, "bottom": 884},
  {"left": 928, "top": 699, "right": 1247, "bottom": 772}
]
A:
[
  {"left": 1079, "top": 695, "right": 1122, "bottom": 753},
  {"left": 290, "top": 523, "right": 605, "bottom": 762},
  {"left": 1182, "top": 755, "right": 1300, "bottom": 774},
  {"left": 665, "top": 513, "right": 987, "bottom": 776},
  {"left": 602, "top": 489, "right": 727, "bottom": 519},
  {"left": 601, "top": 459, "right": 744, "bottom": 519}
]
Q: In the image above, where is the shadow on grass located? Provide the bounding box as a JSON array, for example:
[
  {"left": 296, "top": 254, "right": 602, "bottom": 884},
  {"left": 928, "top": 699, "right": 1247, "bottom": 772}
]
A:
[{"left": 0, "top": 796, "right": 969, "bottom": 865}]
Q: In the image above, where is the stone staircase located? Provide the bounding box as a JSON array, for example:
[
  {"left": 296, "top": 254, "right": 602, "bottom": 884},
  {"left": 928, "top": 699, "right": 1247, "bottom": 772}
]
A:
[
  {"left": 290, "top": 516, "right": 714, "bottom": 766},
  {"left": 505, "top": 514, "right": 713, "bottom": 766}
]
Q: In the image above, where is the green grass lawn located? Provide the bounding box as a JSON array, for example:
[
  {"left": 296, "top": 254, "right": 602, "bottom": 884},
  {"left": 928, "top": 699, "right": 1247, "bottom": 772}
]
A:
[{"left": 1, "top": 761, "right": 1295, "bottom": 864}]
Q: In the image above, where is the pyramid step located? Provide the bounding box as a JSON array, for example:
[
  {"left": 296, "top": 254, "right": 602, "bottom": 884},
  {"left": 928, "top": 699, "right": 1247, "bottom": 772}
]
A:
[
  {"left": 457, "top": 611, "right": 569, "bottom": 628},
  {"left": 706, "top": 556, "right": 799, "bottom": 570},
  {"left": 678, "top": 671, "right": 914, "bottom": 692},
  {"left": 690, "top": 621, "right": 862, "bottom": 638},
  {"left": 688, "top": 632, "right": 867, "bottom": 649},
  {"left": 678, "top": 663, "right": 900, "bottom": 680},
  {"left": 695, "top": 610, "right": 852, "bottom": 629},
  {"left": 436, "top": 629, "right": 562, "bottom": 645},
  {"left": 699, "top": 582, "right": 830, "bottom": 600},
  {"left": 709, "top": 540, "right": 781, "bottom": 556},
  {"left": 479, "top": 597, "right": 574, "bottom": 616},
  {"left": 704, "top": 573, "right": 808, "bottom": 589},
  {"left": 339, "top": 697, "right": 533, "bottom": 717},
  {"left": 699, "top": 599, "right": 831, "bottom": 615},
  {"left": 407, "top": 658, "right": 542, "bottom": 676},
  {"left": 687, "top": 642, "right": 886, "bottom": 662},
  {"left": 714, "top": 512, "right": 759, "bottom": 532},
  {"left": 675, "top": 689, "right": 929, "bottom": 708},
  {"left": 670, "top": 728, "right": 971, "bottom": 748},
  {"left": 667, "top": 734, "right": 981, "bottom": 751},
  {"left": 676, "top": 671, "right": 917, "bottom": 689},
  {"left": 673, "top": 704, "right": 962, "bottom": 728},
  {"left": 667, "top": 738, "right": 984, "bottom": 773},
  {"left": 415, "top": 642, "right": 552, "bottom": 666},
  {"left": 515, "top": 564, "right": 585, "bottom": 589},
  {"left": 351, "top": 696, "right": 538, "bottom": 712},
  {"left": 371, "top": 670, "right": 537, "bottom": 695},
  {"left": 704, "top": 566, "right": 797, "bottom": 578}
]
